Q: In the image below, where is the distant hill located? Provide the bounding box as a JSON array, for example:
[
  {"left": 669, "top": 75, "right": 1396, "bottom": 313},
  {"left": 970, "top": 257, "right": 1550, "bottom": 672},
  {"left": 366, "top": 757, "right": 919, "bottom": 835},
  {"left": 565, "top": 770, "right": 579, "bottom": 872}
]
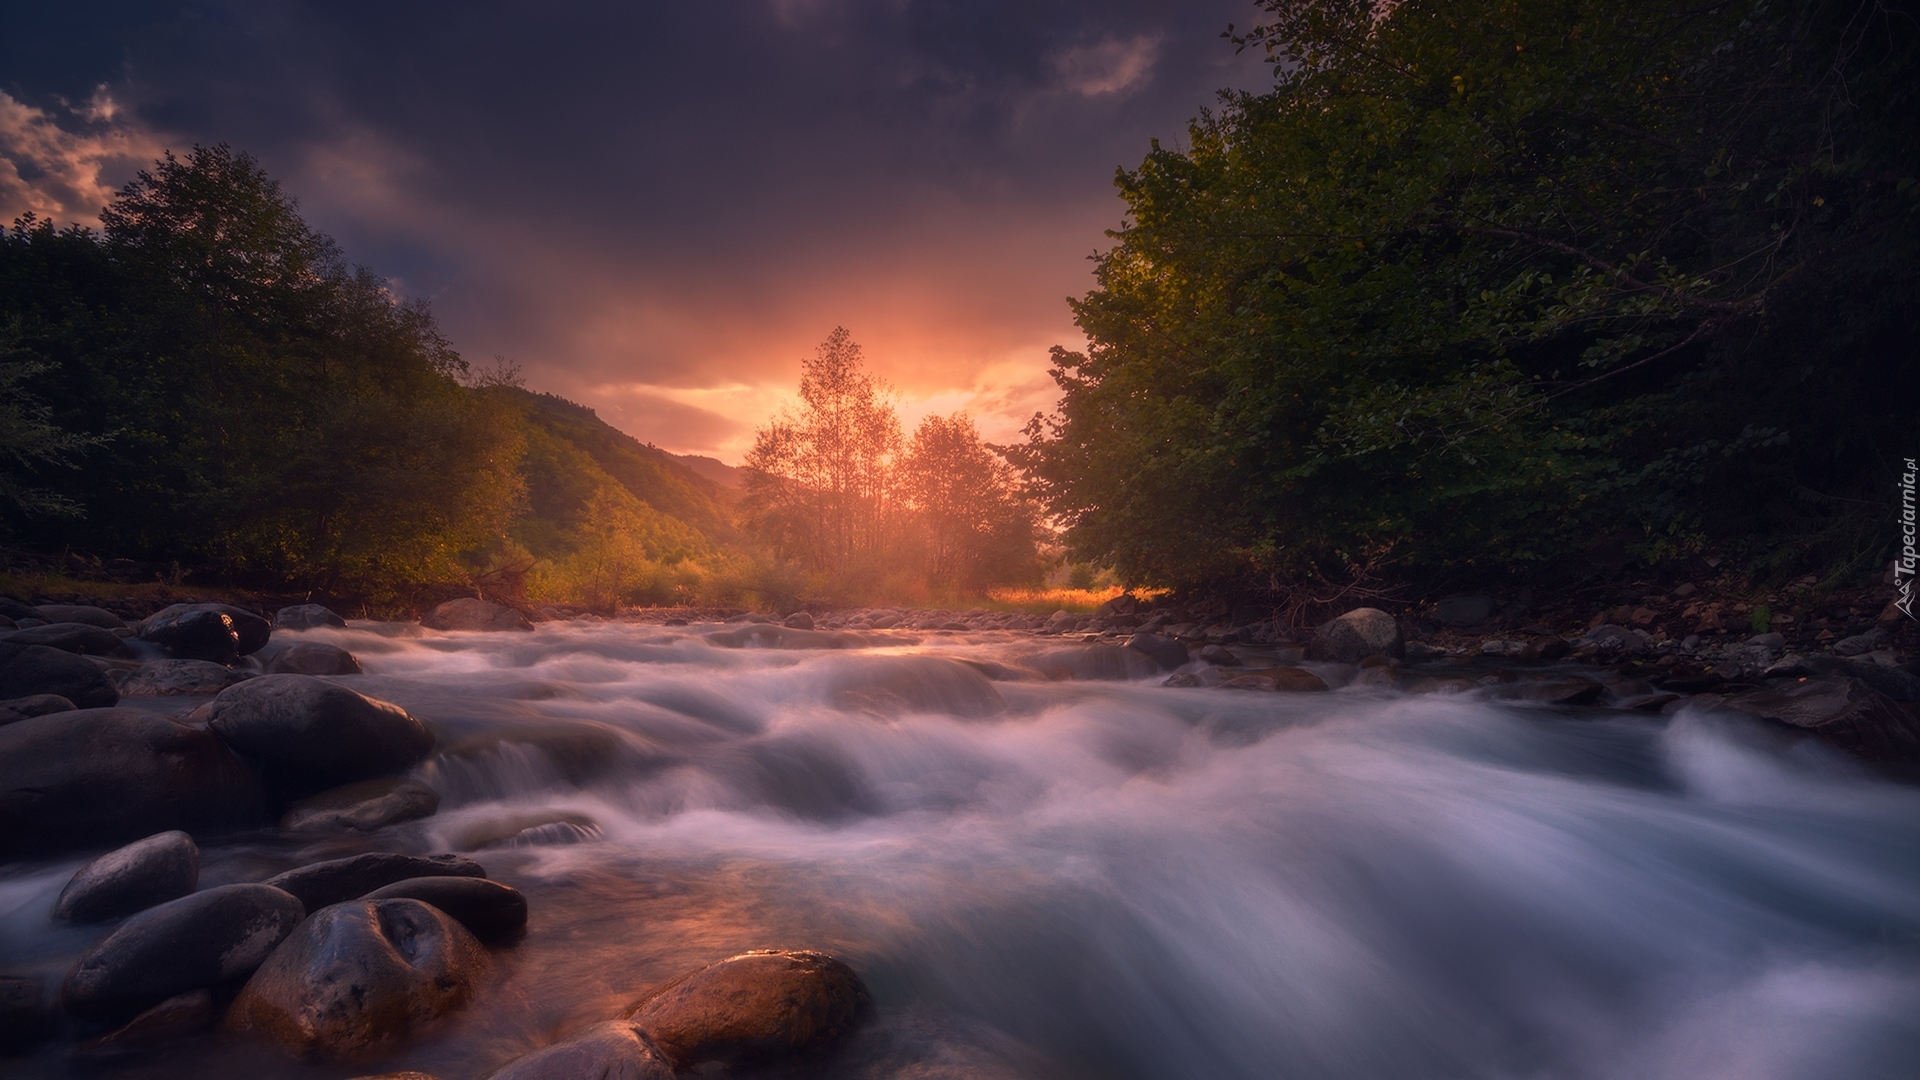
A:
[
  {"left": 671, "top": 453, "right": 744, "bottom": 493},
  {"left": 492, "top": 388, "right": 736, "bottom": 559}
]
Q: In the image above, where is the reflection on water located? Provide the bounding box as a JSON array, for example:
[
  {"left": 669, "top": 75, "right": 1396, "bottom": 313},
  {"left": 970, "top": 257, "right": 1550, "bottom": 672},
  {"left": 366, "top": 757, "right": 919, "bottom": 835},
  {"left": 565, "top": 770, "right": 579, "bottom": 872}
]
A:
[{"left": 5, "top": 620, "right": 1920, "bottom": 1079}]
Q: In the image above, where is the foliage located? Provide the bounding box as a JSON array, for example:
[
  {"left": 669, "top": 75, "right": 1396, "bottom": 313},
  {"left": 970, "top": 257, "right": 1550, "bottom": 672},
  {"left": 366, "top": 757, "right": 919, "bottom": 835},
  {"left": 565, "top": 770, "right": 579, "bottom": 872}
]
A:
[
  {"left": 899, "top": 412, "right": 1045, "bottom": 590},
  {"left": 1014, "top": 0, "right": 1920, "bottom": 591}
]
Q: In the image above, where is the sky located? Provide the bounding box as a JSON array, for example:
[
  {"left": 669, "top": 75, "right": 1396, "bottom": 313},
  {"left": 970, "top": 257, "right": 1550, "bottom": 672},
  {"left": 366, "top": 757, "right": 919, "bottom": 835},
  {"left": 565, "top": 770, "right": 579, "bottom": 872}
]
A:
[{"left": 0, "top": 2, "right": 1272, "bottom": 462}]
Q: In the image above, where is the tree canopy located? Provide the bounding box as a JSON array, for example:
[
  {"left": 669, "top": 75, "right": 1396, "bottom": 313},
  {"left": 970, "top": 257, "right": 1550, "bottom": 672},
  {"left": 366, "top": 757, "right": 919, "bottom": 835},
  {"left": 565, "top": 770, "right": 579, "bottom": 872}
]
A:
[{"left": 1013, "top": 0, "right": 1919, "bottom": 593}]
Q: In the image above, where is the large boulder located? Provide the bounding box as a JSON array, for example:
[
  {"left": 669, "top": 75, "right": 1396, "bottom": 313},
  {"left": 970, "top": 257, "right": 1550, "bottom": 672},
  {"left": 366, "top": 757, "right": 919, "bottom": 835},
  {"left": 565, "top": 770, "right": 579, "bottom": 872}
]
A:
[
  {"left": 421, "top": 599, "right": 532, "bottom": 633},
  {"left": 274, "top": 604, "right": 347, "bottom": 630},
  {"left": 1722, "top": 676, "right": 1920, "bottom": 761},
  {"left": 206, "top": 675, "right": 433, "bottom": 795},
  {"left": 361, "top": 877, "right": 527, "bottom": 942},
  {"left": 279, "top": 777, "right": 440, "bottom": 835},
  {"left": 33, "top": 605, "right": 125, "bottom": 629},
  {"left": 1308, "top": 608, "right": 1403, "bottom": 662},
  {"left": 137, "top": 608, "right": 239, "bottom": 664},
  {"left": 621, "top": 950, "right": 870, "bottom": 1071},
  {"left": 1023, "top": 645, "right": 1162, "bottom": 681},
  {"left": 114, "top": 659, "right": 249, "bottom": 696},
  {"left": 61, "top": 883, "right": 305, "bottom": 1022},
  {"left": 225, "top": 899, "right": 489, "bottom": 1058},
  {"left": 0, "top": 693, "right": 73, "bottom": 725},
  {"left": 484, "top": 1022, "right": 674, "bottom": 1080},
  {"left": 0, "top": 642, "right": 119, "bottom": 708},
  {"left": 264, "top": 852, "right": 486, "bottom": 911},
  {"left": 822, "top": 657, "right": 1006, "bottom": 718},
  {"left": 0, "top": 708, "right": 262, "bottom": 857},
  {"left": 0, "top": 623, "right": 131, "bottom": 657},
  {"left": 141, "top": 603, "right": 270, "bottom": 656},
  {"left": 264, "top": 642, "right": 363, "bottom": 676},
  {"left": 1219, "top": 667, "right": 1330, "bottom": 692},
  {"left": 1123, "top": 632, "right": 1189, "bottom": 672},
  {"left": 74, "top": 987, "right": 218, "bottom": 1060},
  {"left": 54, "top": 831, "right": 200, "bottom": 923}
]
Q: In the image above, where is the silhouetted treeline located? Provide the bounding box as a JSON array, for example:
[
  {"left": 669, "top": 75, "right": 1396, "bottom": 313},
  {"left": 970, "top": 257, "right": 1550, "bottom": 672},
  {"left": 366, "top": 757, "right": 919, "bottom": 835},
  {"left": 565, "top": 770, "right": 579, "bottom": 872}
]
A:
[{"left": 1012, "top": 0, "right": 1919, "bottom": 594}]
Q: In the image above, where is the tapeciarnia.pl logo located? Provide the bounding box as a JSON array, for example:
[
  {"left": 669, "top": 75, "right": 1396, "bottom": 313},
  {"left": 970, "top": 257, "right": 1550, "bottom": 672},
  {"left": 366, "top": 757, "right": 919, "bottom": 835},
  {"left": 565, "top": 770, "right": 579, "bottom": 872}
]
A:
[{"left": 1899, "top": 457, "right": 1917, "bottom": 620}]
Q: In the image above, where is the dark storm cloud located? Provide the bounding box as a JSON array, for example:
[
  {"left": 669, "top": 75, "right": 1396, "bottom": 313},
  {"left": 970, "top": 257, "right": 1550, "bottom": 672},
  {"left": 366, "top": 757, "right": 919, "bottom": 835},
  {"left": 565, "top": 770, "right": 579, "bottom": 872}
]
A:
[{"left": 1, "top": 1, "right": 1272, "bottom": 455}]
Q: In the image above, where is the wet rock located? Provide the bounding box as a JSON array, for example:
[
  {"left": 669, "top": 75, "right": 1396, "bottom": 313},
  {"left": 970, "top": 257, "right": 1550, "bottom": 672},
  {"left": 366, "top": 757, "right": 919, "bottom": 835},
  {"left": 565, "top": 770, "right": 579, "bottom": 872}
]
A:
[
  {"left": 1407, "top": 676, "right": 1477, "bottom": 694},
  {"left": 280, "top": 777, "right": 440, "bottom": 834},
  {"left": 1765, "top": 653, "right": 1920, "bottom": 703},
  {"left": 1024, "top": 645, "right": 1161, "bottom": 681},
  {"left": 1492, "top": 677, "right": 1605, "bottom": 705},
  {"left": 0, "top": 622, "right": 131, "bottom": 657},
  {"left": 1722, "top": 676, "right": 1920, "bottom": 761},
  {"left": 1747, "top": 632, "right": 1786, "bottom": 651},
  {"left": 782, "top": 611, "right": 815, "bottom": 630},
  {"left": 449, "top": 810, "right": 601, "bottom": 851},
  {"left": 1524, "top": 637, "right": 1572, "bottom": 662},
  {"left": 264, "top": 642, "right": 364, "bottom": 676},
  {"left": 264, "top": 852, "right": 485, "bottom": 911},
  {"left": 1479, "top": 640, "right": 1528, "bottom": 658},
  {"left": 143, "top": 603, "right": 272, "bottom": 657},
  {"left": 1833, "top": 629, "right": 1889, "bottom": 657},
  {"left": 1578, "top": 624, "right": 1649, "bottom": 656},
  {"left": 34, "top": 605, "right": 125, "bottom": 629},
  {"left": 0, "top": 597, "right": 38, "bottom": 621},
  {"left": 0, "top": 693, "right": 73, "bottom": 725},
  {"left": 61, "top": 883, "right": 305, "bottom": 1022},
  {"left": 0, "top": 708, "right": 261, "bottom": 857},
  {"left": 1196, "top": 644, "right": 1241, "bottom": 666},
  {"left": 823, "top": 657, "right": 1006, "bottom": 718},
  {"left": 137, "top": 608, "right": 239, "bottom": 664},
  {"left": 704, "top": 625, "right": 867, "bottom": 650},
  {"left": 1308, "top": 608, "right": 1403, "bottom": 662},
  {"left": 207, "top": 674, "right": 434, "bottom": 795},
  {"left": 225, "top": 899, "right": 488, "bottom": 1058},
  {"left": 1435, "top": 595, "right": 1497, "bottom": 627},
  {"left": 74, "top": 988, "right": 217, "bottom": 1059},
  {"left": 361, "top": 877, "right": 527, "bottom": 942},
  {"left": 422, "top": 598, "right": 533, "bottom": 632},
  {"left": 55, "top": 831, "right": 199, "bottom": 923},
  {"left": 114, "top": 658, "right": 249, "bottom": 696},
  {"left": 275, "top": 604, "right": 347, "bottom": 630},
  {"left": 0, "top": 641, "right": 119, "bottom": 708},
  {"left": 621, "top": 949, "right": 870, "bottom": 1071},
  {"left": 1124, "top": 633, "right": 1188, "bottom": 672},
  {"left": 485, "top": 1022, "right": 672, "bottom": 1080},
  {"left": 1219, "top": 667, "right": 1330, "bottom": 692},
  {"left": 0, "top": 975, "right": 48, "bottom": 1054},
  {"left": 1095, "top": 594, "right": 1139, "bottom": 617}
]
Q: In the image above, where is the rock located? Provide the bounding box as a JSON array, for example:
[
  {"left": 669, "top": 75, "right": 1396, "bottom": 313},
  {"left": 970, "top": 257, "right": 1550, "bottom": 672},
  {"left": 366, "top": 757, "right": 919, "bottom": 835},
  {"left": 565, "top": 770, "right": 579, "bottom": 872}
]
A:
[
  {"left": 485, "top": 1021, "right": 673, "bottom": 1080},
  {"left": 280, "top": 777, "right": 440, "bottom": 834},
  {"left": 1123, "top": 633, "right": 1188, "bottom": 672},
  {"left": 621, "top": 950, "right": 870, "bottom": 1071},
  {"left": 137, "top": 608, "right": 239, "bottom": 664},
  {"left": 0, "top": 975, "right": 48, "bottom": 1054},
  {"left": 33, "top": 605, "right": 125, "bottom": 629},
  {"left": 1218, "top": 667, "right": 1330, "bottom": 692},
  {"left": 0, "top": 641, "right": 119, "bottom": 708},
  {"left": 1308, "top": 608, "right": 1403, "bottom": 662},
  {"left": 1095, "top": 594, "right": 1139, "bottom": 617},
  {"left": 1578, "top": 624, "right": 1649, "bottom": 655},
  {"left": 1196, "top": 644, "right": 1241, "bottom": 666},
  {"left": 74, "top": 988, "right": 217, "bottom": 1059},
  {"left": 1024, "top": 645, "right": 1162, "bottom": 681},
  {"left": 0, "top": 693, "right": 73, "bottom": 725},
  {"left": 449, "top": 810, "right": 601, "bottom": 851},
  {"left": 422, "top": 598, "right": 533, "bottom": 633},
  {"left": 1494, "top": 678, "right": 1605, "bottom": 705},
  {"left": 0, "top": 708, "right": 261, "bottom": 857},
  {"left": 823, "top": 657, "right": 1006, "bottom": 718},
  {"left": 206, "top": 674, "right": 433, "bottom": 795},
  {"left": 361, "top": 877, "right": 527, "bottom": 942},
  {"left": 1722, "top": 676, "right": 1920, "bottom": 761},
  {"left": 1834, "top": 629, "right": 1889, "bottom": 657},
  {"left": 1766, "top": 653, "right": 1920, "bottom": 703},
  {"left": 274, "top": 604, "right": 347, "bottom": 630},
  {"left": 225, "top": 899, "right": 488, "bottom": 1058},
  {"left": 61, "top": 883, "right": 305, "bottom": 1022},
  {"left": 1434, "top": 595, "right": 1497, "bottom": 627},
  {"left": 264, "top": 852, "right": 486, "bottom": 911},
  {"left": 782, "top": 611, "right": 815, "bottom": 630},
  {"left": 1524, "top": 637, "right": 1573, "bottom": 662},
  {"left": 141, "top": 603, "right": 272, "bottom": 657},
  {"left": 114, "top": 658, "right": 249, "bottom": 696},
  {"left": 0, "top": 597, "right": 37, "bottom": 621},
  {"left": 1479, "top": 640, "right": 1528, "bottom": 657},
  {"left": 724, "top": 612, "right": 776, "bottom": 624},
  {"left": 1747, "top": 632, "right": 1786, "bottom": 650},
  {"left": 55, "top": 831, "right": 200, "bottom": 923},
  {"left": 0, "top": 622, "right": 132, "bottom": 657},
  {"left": 264, "top": 642, "right": 364, "bottom": 676}
]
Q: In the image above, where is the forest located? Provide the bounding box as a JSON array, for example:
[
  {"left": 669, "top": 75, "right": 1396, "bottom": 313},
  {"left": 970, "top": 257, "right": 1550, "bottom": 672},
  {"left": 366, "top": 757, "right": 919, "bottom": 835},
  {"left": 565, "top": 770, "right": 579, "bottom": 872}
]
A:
[{"left": 2, "top": 0, "right": 1915, "bottom": 612}]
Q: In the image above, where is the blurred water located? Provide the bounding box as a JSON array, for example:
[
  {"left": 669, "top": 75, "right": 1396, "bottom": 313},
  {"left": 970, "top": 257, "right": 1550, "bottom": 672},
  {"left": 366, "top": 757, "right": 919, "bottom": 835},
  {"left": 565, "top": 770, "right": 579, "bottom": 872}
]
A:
[{"left": 4, "top": 620, "right": 1919, "bottom": 1079}]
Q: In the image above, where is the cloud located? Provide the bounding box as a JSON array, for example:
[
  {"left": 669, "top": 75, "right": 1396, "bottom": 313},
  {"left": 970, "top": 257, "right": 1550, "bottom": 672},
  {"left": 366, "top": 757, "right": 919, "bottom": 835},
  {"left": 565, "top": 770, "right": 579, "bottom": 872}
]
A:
[
  {"left": 0, "top": 87, "right": 162, "bottom": 228},
  {"left": 1051, "top": 34, "right": 1163, "bottom": 97}
]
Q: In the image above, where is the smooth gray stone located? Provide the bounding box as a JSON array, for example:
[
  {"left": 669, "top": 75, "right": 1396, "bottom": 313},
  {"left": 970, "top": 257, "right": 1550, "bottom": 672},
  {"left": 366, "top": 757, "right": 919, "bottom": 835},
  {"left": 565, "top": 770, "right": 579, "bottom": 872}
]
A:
[
  {"left": 61, "top": 884, "right": 305, "bottom": 1021},
  {"left": 55, "top": 831, "right": 200, "bottom": 923}
]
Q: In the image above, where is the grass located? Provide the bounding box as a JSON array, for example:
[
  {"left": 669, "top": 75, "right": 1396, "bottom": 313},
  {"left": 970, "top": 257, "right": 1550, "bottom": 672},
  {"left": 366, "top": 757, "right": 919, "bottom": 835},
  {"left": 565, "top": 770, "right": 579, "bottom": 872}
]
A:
[{"left": 983, "top": 585, "right": 1168, "bottom": 614}]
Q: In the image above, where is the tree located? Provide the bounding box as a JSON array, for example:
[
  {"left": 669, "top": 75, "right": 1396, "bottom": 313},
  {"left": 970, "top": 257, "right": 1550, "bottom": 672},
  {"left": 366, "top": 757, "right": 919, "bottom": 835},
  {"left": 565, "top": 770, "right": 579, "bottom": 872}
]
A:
[
  {"left": 900, "top": 412, "right": 1043, "bottom": 589},
  {"left": 1013, "top": 0, "right": 1919, "bottom": 591}
]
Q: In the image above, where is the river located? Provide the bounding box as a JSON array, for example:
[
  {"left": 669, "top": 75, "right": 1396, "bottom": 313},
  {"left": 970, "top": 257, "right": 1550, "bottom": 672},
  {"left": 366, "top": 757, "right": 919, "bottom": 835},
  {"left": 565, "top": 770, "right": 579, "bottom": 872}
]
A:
[{"left": 4, "top": 619, "right": 1919, "bottom": 1078}]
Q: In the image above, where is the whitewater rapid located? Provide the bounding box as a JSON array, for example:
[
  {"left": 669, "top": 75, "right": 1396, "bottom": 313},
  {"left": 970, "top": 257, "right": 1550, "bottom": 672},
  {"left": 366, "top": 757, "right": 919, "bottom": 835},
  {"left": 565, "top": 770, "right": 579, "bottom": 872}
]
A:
[{"left": 4, "top": 619, "right": 1919, "bottom": 1079}]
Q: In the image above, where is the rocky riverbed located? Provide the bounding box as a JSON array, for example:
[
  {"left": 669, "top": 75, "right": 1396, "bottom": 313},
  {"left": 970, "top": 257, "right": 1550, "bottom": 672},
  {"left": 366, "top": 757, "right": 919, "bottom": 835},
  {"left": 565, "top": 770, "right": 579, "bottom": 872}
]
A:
[{"left": 2, "top": 597, "right": 1919, "bottom": 1078}]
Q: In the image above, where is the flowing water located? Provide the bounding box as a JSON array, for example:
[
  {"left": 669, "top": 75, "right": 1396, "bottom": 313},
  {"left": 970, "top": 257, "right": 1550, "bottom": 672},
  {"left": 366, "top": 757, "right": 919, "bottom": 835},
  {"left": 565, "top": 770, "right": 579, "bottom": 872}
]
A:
[{"left": 4, "top": 620, "right": 1920, "bottom": 1079}]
